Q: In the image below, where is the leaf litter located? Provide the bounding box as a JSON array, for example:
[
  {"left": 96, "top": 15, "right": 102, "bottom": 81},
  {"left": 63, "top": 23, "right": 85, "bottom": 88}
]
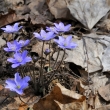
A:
[{"left": 0, "top": 0, "right": 110, "bottom": 110}]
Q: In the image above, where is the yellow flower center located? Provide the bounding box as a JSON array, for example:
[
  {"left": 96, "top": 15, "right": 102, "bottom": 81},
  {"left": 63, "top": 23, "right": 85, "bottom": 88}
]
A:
[{"left": 17, "top": 85, "right": 20, "bottom": 89}]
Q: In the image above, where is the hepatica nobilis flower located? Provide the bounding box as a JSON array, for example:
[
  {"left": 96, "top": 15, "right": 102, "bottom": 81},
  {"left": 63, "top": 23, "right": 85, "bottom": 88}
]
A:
[
  {"left": 4, "top": 40, "right": 21, "bottom": 52},
  {"left": 54, "top": 22, "right": 71, "bottom": 32},
  {"left": 33, "top": 29, "right": 55, "bottom": 41},
  {"left": 18, "top": 39, "right": 30, "bottom": 47},
  {"left": 46, "top": 26, "right": 58, "bottom": 34},
  {"left": 7, "top": 50, "right": 32, "bottom": 68},
  {"left": 44, "top": 49, "right": 51, "bottom": 55},
  {"left": 1, "top": 23, "right": 23, "bottom": 33},
  {"left": 54, "top": 36, "right": 77, "bottom": 49},
  {"left": 5, "top": 73, "right": 30, "bottom": 95}
]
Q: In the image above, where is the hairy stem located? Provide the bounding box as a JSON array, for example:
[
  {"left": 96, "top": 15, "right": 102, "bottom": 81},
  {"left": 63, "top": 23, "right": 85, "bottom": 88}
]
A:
[
  {"left": 52, "top": 49, "right": 60, "bottom": 69},
  {"left": 45, "top": 50, "right": 65, "bottom": 86},
  {"left": 39, "top": 41, "right": 45, "bottom": 87}
]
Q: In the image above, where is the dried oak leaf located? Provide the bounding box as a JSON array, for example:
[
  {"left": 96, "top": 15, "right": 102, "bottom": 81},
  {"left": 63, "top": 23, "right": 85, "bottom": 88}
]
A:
[
  {"left": 33, "top": 83, "right": 87, "bottom": 110},
  {"left": 66, "top": 0, "right": 110, "bottom": 29},
  {"left": 0, "top": 9, "right": 20, "bottom": 28}
]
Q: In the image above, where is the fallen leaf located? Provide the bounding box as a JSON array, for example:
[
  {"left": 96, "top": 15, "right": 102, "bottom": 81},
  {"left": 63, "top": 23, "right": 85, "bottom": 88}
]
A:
[
  {"left": 47, "top": 0, "right": 73, "bottom": 19},
  {"left": 98, "top": 83, "right": 110, "bottom": 101},
  {"left": 66, "top": 0, "right": 110, "bottom": 29},
  {"left": 92, "top": 104, "right": 110, "bottom": 110},
  {"left": 0, "top": 85, "right": 4, "bottom": 91},
  {"left": 64, "top": 33, "right": 110, "bottom": 73},
  {"left": 78, "top": 75, "right": 108, "bottom": 96},
  {"left": 19, "top": 102, "right": 28, "bottom": 110},
  {"left": 101, "top": 45, "right": 110, "bottom": 71},
  {"left": 0, "top": 9, "right": 20, "bottom": 28},
  {"left": 33, "top": 83, "right": 87, "bottom": 110},
  {"left": 0, "top": 37, "right": 6, "bottom": 47}
]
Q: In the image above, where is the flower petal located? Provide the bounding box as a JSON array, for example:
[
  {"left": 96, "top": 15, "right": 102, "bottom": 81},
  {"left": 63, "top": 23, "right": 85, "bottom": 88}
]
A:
[
  {"left": 22, "top": 50, "right": 28, "bottom": 58},
  {"left": 13, "top": 23, "right": 19, "bottom": 29},
  {"left": 15, "top": 89, "right": 23, "bottom": 95},
  {"left": 40, "top": 30, "right": 46, "bottom": 38},
  {"left": 59, "top": 22, "right": 64, "bottom": 28},
  {"left": 14, "top": 73, "right": 22, "bottom": 86},
  {"left": 4, "top": 48, "right": 9, "bottom": 52},
  {"left": 7, "top": 58, "right": 17, "bottom": 63},
  {"left": 66, "top": 36, "right": 72, "bottom": 45},
  {"left": 65, "top": 24, "right": 71, "bottom": 31},
  {"left": 12, "top": 63, "right": 20, "bottom": 68},
  {"left": 33, "top": 32, "right": 41, "bottom": 39},
  {"left": 24, "top": 57, "right": 32, "bottom": 62},
  {"left": 5, "top": 79, "right": 16, "bottom": 90},
  {"left": 54, "top": 23, "right": 59, "bottom": 29},
  {"left": 23, "top": 76, "right": 30, "bottom": 82}
]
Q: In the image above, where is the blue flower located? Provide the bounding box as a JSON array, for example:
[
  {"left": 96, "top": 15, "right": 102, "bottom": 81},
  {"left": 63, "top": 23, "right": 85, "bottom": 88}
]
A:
[
  {"left": 5, "top": 73, "right": 30, "bottom": 95},
  {"left": 1, "top": 23, "right": 23, "bottom": 33},
  {"left": 54, "top": 36, "right": 77, "bottom": 49},
  {"left": 54, "top": 22, "right": 71, "bottom": 32},
  {"left": 7, "top": 50, "right": 32, "bottom": 68},
  {"left": 46, "top": 26, "right": 58, "bottom": 34},
  {"left": 33, "top": 29, "right": 55, "bottom": 41},
  {"left": 4, "top": 40, "right": 21, "bottom": 52},
  {"left": 18, "top": 40, "right": 30, "bottom": 47}
]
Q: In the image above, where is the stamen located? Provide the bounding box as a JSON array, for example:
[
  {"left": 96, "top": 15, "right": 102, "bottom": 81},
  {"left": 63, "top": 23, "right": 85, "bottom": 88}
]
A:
[
  {"left": 17, "top": 85, "right": 20, "bottom": 89},
  {"left": 11, "top": 45, "right": 16, "bottom": 50},
  {"left": 17, "top": 57, "right": 22, "bottom": 62}
]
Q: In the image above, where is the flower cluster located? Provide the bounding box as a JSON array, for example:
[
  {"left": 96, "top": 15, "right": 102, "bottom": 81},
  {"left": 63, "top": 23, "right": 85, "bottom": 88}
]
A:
[
  {"left": 1, "top": 23, "right": 31, "bottom": 95},
  {"left": 2, "top": 21, "right": 77, "bottom": 95},
  {"left": 33, "top": 22, "right": 77, "bottom": 50}
]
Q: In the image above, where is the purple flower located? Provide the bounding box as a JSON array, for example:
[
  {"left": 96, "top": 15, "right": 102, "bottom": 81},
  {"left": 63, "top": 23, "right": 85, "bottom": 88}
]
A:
[
  {"left": 1, "top": 23, "right": 23, "bottom": 33},
  {"left": 18, "top": 40, "right": 30, "bottom": 47},
  {"left": 54, "top": 36, "right": 77, "bottom": 49},
  {"left": 5, "top": 73, "right": 30, "bottom": 95},
  {"left": 54, "top": 22, "right": 71, "bottom": 32},
  {"left": 4, "top": 40, "right": 21, "bottom": 52},
  {"left": 33, "top": 29, "right": 55, "bottom": 41},
  {"left": 7, "top": 50, "right": 32, "bottom": 68},
  {"left": 44, "top": 49, "right": 51, "bottom": 55},
  {"left": 46, "top": 26, "right": 58, "bottom": 34}
]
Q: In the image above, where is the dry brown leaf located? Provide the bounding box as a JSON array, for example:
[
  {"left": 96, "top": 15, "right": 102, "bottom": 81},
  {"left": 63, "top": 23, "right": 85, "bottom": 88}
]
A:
[
  {"left": 98, "top": 84, "right": 110, "bottom": 101},
  {"left": 47, "top": 0, "right": 73, "bottom": 19},
  {"left": 78, "top": 75, "right": 108, "bottom": 96},
  {"left": 92, "top": 104, "right": 110, "bottom": 110},
  {"left": 67, "top": 0, "right": 110, "bottom": 29},
  {"left": 0, "top": 9, "right": 19, "bottom": 28},
  {"left": 33, "top": 83, "right": 87, "bottom": 110},
  {"left": 97, "top": 19, "right": 110, "bottom": 31},
  {"left": 19, "top": 102, "right": 28, "bottom": 110},
  {"left": 94, "top": 95, "right": 102, "bottom": 109},
  {"left": 0, "top": 85, "right": 4, "bottom": 91}
]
